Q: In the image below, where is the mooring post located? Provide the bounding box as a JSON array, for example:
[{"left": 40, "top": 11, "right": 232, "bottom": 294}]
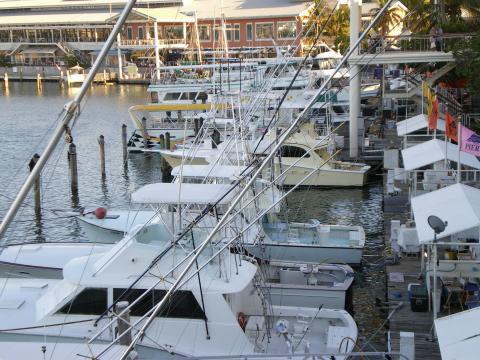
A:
[
  {"left": 68, "top": 143, "right": 78, "bottom": 194},
  {"left": 103, "top": 69, "right": 107, "bottom": 85},
  {"left": 4, "top": 73, "right": 8, "bottom": 88},
  {"left": 28, "top": 154, "right": 41, "bottom": 214},
  {"left": 165, "top": 132, "right": 171, "bottom": 150},
  {"left": 37, "top": 73, "right": 42, "bottom": 91},
  {"left": 212, "top": 129, "right": 220, "bottom": 149},
  {"left": 115, "top": 301, "right": 132, "bottom": 346},
  {"left": 121, "top": 124, "right": 128, "bottom": 164},
  {"left": 159, "top": 134, "right": 165, "bottom": 149},
  {"left": 59, "top": 70, "right": 64, "bottom": 88},
  {"left": 194, "top": 118, "right": 199, "bottom": 136},
  {"left": 141, "top": 117, "right": 148, "bottom": 151},
  {"left": 19, "top": 67, "right": 23, "bottom": 82},
  {"left": 98, "top": 135, "right": 106, "bottom": 177}
]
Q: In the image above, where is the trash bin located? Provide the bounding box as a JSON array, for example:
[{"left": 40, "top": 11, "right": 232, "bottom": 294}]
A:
[{"left": 409, "top": 283, "right": 429, "bottom": 312}]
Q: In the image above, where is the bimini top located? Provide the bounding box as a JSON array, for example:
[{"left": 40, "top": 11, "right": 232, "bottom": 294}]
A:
[
  {"left": 435, "top": 306, "right": 480, "bottom": 360},
  {"left": 396, "top": 114, "right": 446, "bottom": 136},
  {"left": 402, "top": 138, "right": 480, "bottom": 171},
  {"left": 171, "top": 165, "right": 248, "bottom": 179},
  {"left": 131, "top": 183, "right": 239, "bottom": 205},
  {"left": 411, "top": 183, "right": 480, "bottom": 243}
]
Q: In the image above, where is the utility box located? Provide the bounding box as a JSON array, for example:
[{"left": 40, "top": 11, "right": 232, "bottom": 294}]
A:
[{"left": 409, "top": 284, "right": 429, "bottom": 312}]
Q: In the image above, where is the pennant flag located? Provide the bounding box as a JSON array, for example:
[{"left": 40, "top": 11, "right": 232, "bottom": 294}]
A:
[
  {"left": 445, "top": 109, "right": 458, "bottom": 142},
  {"left": 460, "top": 124, "right": 480, "bottom": 157},
  {"left": 428, "top": 97, "right": 439, "bottom": 130}
]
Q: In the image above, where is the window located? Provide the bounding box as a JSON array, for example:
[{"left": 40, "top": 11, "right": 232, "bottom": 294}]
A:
[
  {"left": 246, "top": 23, "right": 253, "bottom": 41},
  {"left": 199, "top": 25, "right": 210, "bottom": 41},
  {"left": 127, "top": 26, "right": 133, "bottom": 40},
  {"left": 280, "top": 146, "right": 310, "bottom": 158},
  {"left": 164, "top": 25, "right": 183, "bottom": 39},
  {"left": 225, "top": 24, "right": 233, "bottom": 41},
  {"left": 113, "top": 288, "right": 206, "bottom": 319},
  {"left": 180, "top": 92, "right": 198, "bottom": 100},
  {"left": 58, "top": 288, "right": 108, "bottom": 315},
  {"left": 233, "top": 24, "right": 240, "bottom": 41},
  {"left": 255, "top": 23, "right": 274, "bottom": 40},
  {"left": 277, "top": 21, "right": 296, "bottom": 39},
  {"left": 138, "top": 26, "right": 144, "bottom": 40},
  {"left": 164, "top": 92, "right": 182, "bottom": 101}
]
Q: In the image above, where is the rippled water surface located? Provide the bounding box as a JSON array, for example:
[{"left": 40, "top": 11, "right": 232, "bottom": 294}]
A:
[{"left": 0, "top": 82, "right": 386, "bottom": 349}]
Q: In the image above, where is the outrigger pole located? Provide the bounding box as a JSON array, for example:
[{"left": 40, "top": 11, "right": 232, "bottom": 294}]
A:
[{"left": 0, "top": 0, "right": 139, "bottom": 240}]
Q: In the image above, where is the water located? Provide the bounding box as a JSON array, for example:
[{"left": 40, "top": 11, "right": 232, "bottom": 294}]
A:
[{"left": 0, "top": 82, "right": 386, "bottom": 349}]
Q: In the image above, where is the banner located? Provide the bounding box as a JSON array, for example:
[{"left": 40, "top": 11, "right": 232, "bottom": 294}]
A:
[
  {"left": 460, "top": 124, "right": 480, "bottom": 157},
  {"left": 445, "top": 109, "right": 458, "bottom": 142},
  {"left": 428, "top": 97, "right": 438, "bottom": 130}
]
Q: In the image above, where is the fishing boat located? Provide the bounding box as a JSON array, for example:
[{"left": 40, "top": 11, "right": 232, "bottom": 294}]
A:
[
  {"left": 260, "top": 261, "right": 355, "bottom": 311},
  {"left": 0, "top": 220, "right": 358, "bottom": 359},
  {"left": 247, "top": 216, "right": 365, "bottom": 266}
]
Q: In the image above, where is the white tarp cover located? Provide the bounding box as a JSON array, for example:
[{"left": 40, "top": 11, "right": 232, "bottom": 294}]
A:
[
  {"left": 396, "top": 114, "right": 446, "bottom": 136},
  {"left": 411, "top": 183, "right": 480, "bottom": 243},
  {"left": 131, "top": 183, "right": 238, "bottom": 205},
  {"left": 435, "top": 307, "right": 480, "bottom": 360},
  {"left": 171, "top": 165, "right": 247, "bottom": 179},
  {"left": 401, "top": 138, "right": 480, "bottom": 171}
]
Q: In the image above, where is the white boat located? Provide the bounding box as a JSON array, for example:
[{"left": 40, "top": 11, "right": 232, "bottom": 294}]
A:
[
  {"left": 247, "top": 216, "right": 365, "bottom": 266},
  {"left": 0, "top": 220, "right": 358, "bottom": 359},
  {"left": 260, "top": 261, "right": 355, "bottom": 311}
]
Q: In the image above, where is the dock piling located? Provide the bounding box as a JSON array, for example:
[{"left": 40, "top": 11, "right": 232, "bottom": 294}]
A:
[
  {"left": 4, "top": 73, "right": 8, "bottom": 88},
  {"left": 98, "top": 135, "right": 106, "bottom": 178},
  {"left": 36, "top": 73, "right": 43, "bottom": 91},
  {"left": 121, "top": 124, "right": 128, "bottom": 164},
  {"left": 165, "top": 132, "right": 171, "bottom": 150},
  {"left": 141, "top": 117, "right": 148, "bottom": 151},
  {"left": 28, "top": 154, "right": 41, "bottom": 214},
  {"left": 159, "top": 134, "right": 165, "bottom": 149},
  {"left": 68, "top": 143, "right": 78, "bottom": 194}
]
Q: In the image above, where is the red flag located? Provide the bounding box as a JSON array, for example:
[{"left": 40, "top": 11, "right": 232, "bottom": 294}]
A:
[
  {"left": 428, "top": 97, "right": 439, "bottom": 130},
  {"left": 445, "top": 109, "right": 458, "bottom": 142}
]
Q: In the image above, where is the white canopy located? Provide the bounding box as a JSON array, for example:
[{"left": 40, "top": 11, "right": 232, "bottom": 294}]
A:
[
  {"left": 396, "top": 114, "right": 446, "bottom": 136},
  {"left": 131, "top": 183, "right": 238, "bottom": 205},
  {"left": 411, "top": 183, "right": 480, "bottom": 243},
  {"left": 435, "top": 307, "right": 480, "bottom": 360},
  {"left": 401, "top": 138, "right": 480, "bottom": 171},
  {"left": 171, "top": 165, "right": 247, "bottom": 179}
]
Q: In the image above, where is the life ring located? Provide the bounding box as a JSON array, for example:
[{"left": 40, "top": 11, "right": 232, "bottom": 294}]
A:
[{"left": 237, "top": 312, "right": 247, "bottom": 331}]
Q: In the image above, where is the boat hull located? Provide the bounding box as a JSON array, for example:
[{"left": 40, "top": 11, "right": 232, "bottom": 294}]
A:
[
  {"left": 275, "top": 165, "right": 368, "bottom": 187},
  {"left": 159, "top": 151, "right": 209, "bottom": 168}
]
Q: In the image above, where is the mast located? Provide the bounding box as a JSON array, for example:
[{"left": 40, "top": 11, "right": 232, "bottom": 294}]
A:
[{"left": 0, "top": 0, "right": 139, "bottom": 240}]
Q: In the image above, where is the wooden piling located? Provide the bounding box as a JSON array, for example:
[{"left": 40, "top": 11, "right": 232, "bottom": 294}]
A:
[
  {"left": 103, "top": 69, "right": 107, "bottom": 85},
  {"left": 28, "top": 154, "right": 41, "bottom": 214},
  {"left": 159, "top": 134, "right": 165, "bottom": 149},
  {"left": 4, "top": 73, "right": 8, "bottom": 88},
  {"left": 59, "top": 70, "right": 64, "bottom": 88},
  {"left": 141, "top": 117, "right": 148, "bottom": 150},
  {"left": 98, "top": 135, "right": 106, "bottom": 177},
  {"left": 68, "top": 143, "right": 78, "bottom": 194},
  {"left": 19, "top": 68, "right": 23, "bottom": 82},
  {"left": 36, "top": 73, "right": 42, "bottom": 91},
  {"left": 194, "top": 118, "right": 200, "bottom": 136},
  {"left": 177, "top": 110, "right": 183, "bottom": 122},
  {"left": 212, "top": 129, "right": 220, "bottom": 149},
  {"left": 165, "top": 132, "right": 171, "bottom": 150},
  {"left": 121, "top": 124, "right": 128, "bottom": 164},
  {"left": 115, "top": 301, "right": 132, "bottom": 346}
]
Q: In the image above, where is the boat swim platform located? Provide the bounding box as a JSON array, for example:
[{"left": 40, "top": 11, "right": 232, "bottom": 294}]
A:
[{"left": 349, "top": 51, "right": 454, "bottom": 65}]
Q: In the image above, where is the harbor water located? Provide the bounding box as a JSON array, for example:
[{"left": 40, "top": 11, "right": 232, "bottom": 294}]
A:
[{"left": 0, "top": 82, "right": 386, "bottom": 348}]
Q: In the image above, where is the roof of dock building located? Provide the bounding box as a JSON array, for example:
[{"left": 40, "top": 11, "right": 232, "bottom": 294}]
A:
[{"left": 0, "top": 0, "right": 184, "bottom": 11}]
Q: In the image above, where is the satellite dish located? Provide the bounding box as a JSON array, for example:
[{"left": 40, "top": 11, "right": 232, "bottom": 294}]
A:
[{"left": 428, "top": 215, "right": 448, "bottom": 234}]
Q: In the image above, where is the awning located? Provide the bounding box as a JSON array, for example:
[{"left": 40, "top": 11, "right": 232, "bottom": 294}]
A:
[
  {"left": 396, "top": 114, "right": 446, "bottom": 136},
  {"left": 435, "top": 307, "right": 480, "bottom": 360},
  {"left": 171, "top": 165, "right": 247, "bottom": 179},
  {"left": 401, "top": 138, "right": 480, "bottom": 171},
  {"left": 131, "top": 183, "right": 239, "bottom": 205},
  {"left": 0, "top": 10, "right": 115, "bottom": 26},
  {"left": 411, "top": 183, "right": 480, "bottom": 243}
]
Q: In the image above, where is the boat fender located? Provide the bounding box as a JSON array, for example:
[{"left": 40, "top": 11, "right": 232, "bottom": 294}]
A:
[
  {"left": 95, "top": 207, "right": 107, "bottom": 219},
  {"left": 237, "top": 312, "right": 247, "bottom": 331}
]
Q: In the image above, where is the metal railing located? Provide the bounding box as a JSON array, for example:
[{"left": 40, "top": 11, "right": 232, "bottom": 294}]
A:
[
  {"left": 410, "top": 169, "right": 480, "bottom": 197},
  {"left": 362, "top": 33, "right": 476, "bottom": 53},
  {"left": 118, "top": 38, "right": 187, "bottom": 46},
  {"left": 192, "top": 352, "right": 411, "bottom": 359}
]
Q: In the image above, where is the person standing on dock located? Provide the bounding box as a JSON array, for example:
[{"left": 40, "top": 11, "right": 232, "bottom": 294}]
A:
[{"left": 435, "top": 26, "right": 444, "bottom": 52}]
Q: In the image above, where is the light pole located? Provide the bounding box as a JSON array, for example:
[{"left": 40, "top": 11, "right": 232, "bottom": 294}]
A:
[{"left": 427, "top": 215, "right": 448, "bottom": 326}]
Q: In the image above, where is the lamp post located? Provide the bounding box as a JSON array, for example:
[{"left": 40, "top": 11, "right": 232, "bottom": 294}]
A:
[{"left": 428, "top": 215, "right": 448, "bottom": 325}]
